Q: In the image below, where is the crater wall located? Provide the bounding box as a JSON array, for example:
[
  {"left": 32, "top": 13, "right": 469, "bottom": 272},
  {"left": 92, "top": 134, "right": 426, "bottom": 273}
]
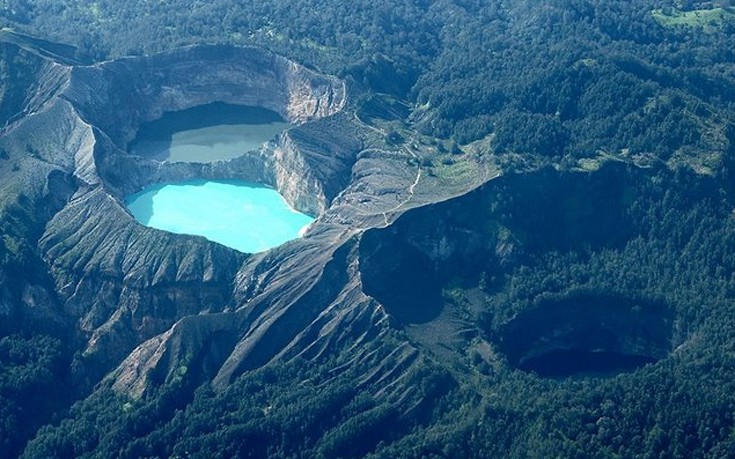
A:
[{"left": 357, "top": 162, "right": 692, "bottom": 379}]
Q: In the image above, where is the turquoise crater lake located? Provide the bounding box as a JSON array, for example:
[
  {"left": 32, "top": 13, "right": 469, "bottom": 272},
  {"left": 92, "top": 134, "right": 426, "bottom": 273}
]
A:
[{"left": 126, "top": 180, "right": 314, "bottom": 253}]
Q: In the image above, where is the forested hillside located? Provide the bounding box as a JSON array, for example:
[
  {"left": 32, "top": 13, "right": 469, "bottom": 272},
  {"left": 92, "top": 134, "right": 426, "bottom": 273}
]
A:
[
  {"left": 2, "top": 1, "right": 735, "bottom": 458},
  {"left": 3, "top": 0, "right": 734, "bottom": 164}
]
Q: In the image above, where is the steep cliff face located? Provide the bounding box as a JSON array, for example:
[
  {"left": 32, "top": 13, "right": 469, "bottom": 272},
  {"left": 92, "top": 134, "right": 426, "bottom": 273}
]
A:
[
  {"left": 60, "top": 45, "right": 349, "bottom": 212},
  {"left": 273, "top": 115, "right": 363, "bottom": 215},
  {"left": 62, "top": 45, "right": 346, "bottom": 146}
]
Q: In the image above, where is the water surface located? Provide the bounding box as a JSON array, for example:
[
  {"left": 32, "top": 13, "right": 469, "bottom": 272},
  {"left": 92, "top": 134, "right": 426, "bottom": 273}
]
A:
[
  {"left": 126, "top": 180, "right": 314, "bottom": 253},
  {"left": 129, "top": 103, "right": 291, "bottom": 163}
]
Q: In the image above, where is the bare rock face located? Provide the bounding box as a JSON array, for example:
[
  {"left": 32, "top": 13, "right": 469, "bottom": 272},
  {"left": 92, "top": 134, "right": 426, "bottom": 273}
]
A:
[
  {"left": 273, "top": 115, "right": 363, "bottom": 215},
  {"left": 62, "top": 45, "right": 347, "bottom": 146}
]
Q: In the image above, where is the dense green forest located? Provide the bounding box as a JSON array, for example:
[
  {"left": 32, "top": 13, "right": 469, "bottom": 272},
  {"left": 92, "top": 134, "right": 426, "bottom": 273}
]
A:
[
  {"left": 2, "top": 0, "right": 735, "bottom": 163},
  {"left": 2, "top": 0, "right": 735, "bottom": 457}
]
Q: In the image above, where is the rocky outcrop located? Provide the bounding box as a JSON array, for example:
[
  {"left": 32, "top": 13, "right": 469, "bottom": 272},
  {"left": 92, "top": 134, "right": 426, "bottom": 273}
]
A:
[
  {"left": 108, "top": 236, "right": 361, "bottom": 396},
  {"left": 109, "top": 231, "right": 428, "bottom": 410},
  {"left": 273, "top": 114, "right": 364, "bottom": 215}
]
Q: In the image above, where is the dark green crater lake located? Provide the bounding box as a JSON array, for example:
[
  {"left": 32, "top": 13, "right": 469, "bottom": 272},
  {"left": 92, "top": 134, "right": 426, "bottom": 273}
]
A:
[{"left": 128, "top": 102, "right": 291, "bottom": 163}]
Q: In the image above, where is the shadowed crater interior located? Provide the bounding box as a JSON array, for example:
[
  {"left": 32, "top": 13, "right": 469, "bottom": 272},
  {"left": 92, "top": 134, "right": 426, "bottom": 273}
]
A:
[
  {"left": 497, "top": 294, "right": 674, "bottom": 378},
  {"left": 357, "top": 163, "right": 643, "bottom": 326},
  {"left": 359, "top": 229, "right": 443, "bottom": 324}
]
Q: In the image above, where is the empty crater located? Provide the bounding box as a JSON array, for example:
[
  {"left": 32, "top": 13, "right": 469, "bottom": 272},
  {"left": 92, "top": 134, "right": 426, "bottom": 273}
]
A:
[{"left": 496, "top": 293, "right": 674, "bottom": 378}]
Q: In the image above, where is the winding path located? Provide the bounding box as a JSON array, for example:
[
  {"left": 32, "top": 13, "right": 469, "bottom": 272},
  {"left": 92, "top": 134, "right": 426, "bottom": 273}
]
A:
[
  {"left": 351, "top": 107, "right": 423, "bottom": 227},
  {"left": 381, "top": 163, "right": 421, "bottom": 227}
]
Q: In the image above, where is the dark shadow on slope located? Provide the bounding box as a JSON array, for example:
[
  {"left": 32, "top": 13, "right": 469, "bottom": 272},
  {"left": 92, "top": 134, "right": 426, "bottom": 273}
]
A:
[
  {"left": 360, "top": 233, "right": 443, "bottom": 324},
  {"left": 519, "top": 349, "right": 657, "bottom": 378},
  {"left": 359, "top": 162, "right": 644, "bottom": 326}
]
